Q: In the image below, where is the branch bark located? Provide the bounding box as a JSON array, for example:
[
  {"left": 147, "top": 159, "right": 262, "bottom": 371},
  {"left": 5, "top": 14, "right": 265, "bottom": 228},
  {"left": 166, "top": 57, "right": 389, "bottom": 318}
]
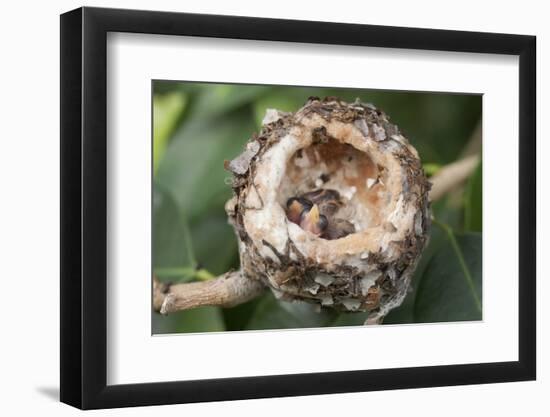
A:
[{"left": 153, "top": 271, "right": 265, "bottom": 315}]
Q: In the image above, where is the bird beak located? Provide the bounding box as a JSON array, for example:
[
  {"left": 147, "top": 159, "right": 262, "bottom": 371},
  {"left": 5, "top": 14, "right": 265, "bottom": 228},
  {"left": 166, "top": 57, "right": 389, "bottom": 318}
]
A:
[
  {"left": 300, "top": 204, "right": 327, "bottom": 236},
  {"left": 309, "top": 204, "right": 320, "bottom": 224}
]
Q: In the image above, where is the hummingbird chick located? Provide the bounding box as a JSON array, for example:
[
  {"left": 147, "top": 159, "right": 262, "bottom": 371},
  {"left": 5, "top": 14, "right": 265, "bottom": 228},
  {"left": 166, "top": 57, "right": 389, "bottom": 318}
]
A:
[
  {"left": 299, "top": 204, "right": 328, "bottom": 236},
  {"left": 286, "top": 189, "right": 353, "bottom": 239},
  {"left": 322, "top": 218, "right": 356, "bottom": 240},
  {"left": 286, "top": 197, "right": 313, "bottom": 224},
  {"left": 300, "top": 188, "right": 343, "bottom": 216}
]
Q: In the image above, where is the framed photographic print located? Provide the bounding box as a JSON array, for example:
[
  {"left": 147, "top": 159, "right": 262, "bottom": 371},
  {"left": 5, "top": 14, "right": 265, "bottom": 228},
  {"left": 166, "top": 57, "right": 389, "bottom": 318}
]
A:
[{"left": 60, "top": 6, "right": 536, "bottom": 409}]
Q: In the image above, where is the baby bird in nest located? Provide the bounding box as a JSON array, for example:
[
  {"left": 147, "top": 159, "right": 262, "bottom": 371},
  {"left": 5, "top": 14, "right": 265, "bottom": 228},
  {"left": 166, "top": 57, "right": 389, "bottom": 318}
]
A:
[{"left": 286, "top": 189, "right": 355, "bottom": 240}]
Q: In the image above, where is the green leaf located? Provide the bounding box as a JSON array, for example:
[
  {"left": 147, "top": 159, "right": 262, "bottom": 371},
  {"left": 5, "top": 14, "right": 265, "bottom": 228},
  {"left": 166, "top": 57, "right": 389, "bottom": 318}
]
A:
[
  {"left": 431, "top": 196, "right": 464, "bottom": 230},
  {"left": 153, "top": 306, "right": 225, "bottom": 334},
  {"left": 153, "top": 92, "right": 186, "bottom": 172},
  {"left": 154, "top": 266, "right": 197, "bottom": 281},
  {"left": 329, "top": 312, "right": 369, "bottom": 327},
  {"left": 422, "top": 162, "right": 442, "bottom": 177},
  {"left": 190, "top": 215, "right": 239, "bottom": 276},
  {"left": 245, "top": 293, "right": 337, "bottom": 330},
  {"left": 464, "top": 162, "right": 482, "bottom": 232},
  {"left": 384, "top": 199, "right": 463, "bottom": 324},
  {"left": 154, "top": 267, "right": 214, "bottom": 282},
  {"left": 189, "top": 84, "right": 271, "bottom": 121},
  {"left": 414, "top": 231, "right": 482, "bottom": 323},
  {"left": 153, "top": 187, "right": 194, "bottom": 271},
  {"left": 253, "top": 90, "right": 308, "bottom": 127},
  {"left": 153, "top": 186, "right": 223, "bottom": 283},
  {"left": 222, "top": 298, "right": 262, "bottom": 331},
  {"left": 155, "top": 110, "right": 256, "bottom": 221}
]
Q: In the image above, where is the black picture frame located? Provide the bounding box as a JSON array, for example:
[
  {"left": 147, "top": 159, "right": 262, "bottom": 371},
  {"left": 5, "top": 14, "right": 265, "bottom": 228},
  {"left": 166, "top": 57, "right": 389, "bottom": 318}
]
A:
[{"left": 60, "top": 6, "right": 536, "bottom": 410}]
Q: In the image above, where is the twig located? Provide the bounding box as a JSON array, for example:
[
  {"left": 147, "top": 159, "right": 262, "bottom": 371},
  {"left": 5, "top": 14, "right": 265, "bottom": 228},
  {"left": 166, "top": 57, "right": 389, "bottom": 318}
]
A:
[
  {"left": 429, "top": 154, "right": 479, "bottom": 201},
  {"left": 153, "top": 271, "right": 265, "bottom": 315},
  {"left": 460, "top": 120, "right": 482, "bottom": 158}
]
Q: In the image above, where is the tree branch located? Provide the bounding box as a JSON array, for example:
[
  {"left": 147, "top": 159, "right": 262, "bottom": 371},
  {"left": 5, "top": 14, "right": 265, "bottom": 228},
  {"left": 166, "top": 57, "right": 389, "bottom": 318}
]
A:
[
  {"left": 154, "top": 154, "right": 480, "bottom": 316},
  {"left": 429, "top": 154, "right": 479, "bottom": 201},
  {"left": 153, "top": 271, "right": 266, "bottom": 315}
]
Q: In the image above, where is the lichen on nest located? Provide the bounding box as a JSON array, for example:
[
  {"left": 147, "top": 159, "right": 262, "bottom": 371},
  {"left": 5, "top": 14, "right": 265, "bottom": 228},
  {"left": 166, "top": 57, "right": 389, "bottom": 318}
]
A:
[{"left": 224, "top": 96, "right": 431, "bottom": 323}]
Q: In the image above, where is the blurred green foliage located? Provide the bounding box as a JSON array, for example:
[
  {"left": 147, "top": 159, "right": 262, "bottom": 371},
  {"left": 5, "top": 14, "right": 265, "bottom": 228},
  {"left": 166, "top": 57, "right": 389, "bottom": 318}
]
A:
[{"left": 152, "top": 81, "right": 482, "bottom": 334}]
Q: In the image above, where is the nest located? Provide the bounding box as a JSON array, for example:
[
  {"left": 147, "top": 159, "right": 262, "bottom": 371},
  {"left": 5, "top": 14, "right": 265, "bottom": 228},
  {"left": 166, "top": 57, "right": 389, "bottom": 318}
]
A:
[{"left": 224, "top": 97, "right": 431, "bottom": 322}]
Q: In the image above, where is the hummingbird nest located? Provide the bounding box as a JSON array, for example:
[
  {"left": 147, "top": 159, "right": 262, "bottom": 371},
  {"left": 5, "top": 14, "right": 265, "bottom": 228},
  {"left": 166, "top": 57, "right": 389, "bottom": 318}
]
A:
[{"left": 224, "top": 97, "right": 431, "bottom": 323}]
